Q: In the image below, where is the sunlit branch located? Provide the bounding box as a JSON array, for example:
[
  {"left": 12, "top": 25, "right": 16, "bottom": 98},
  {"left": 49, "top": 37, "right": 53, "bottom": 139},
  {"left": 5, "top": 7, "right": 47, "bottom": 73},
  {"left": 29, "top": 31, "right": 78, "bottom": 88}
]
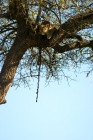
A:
[{"left": 50, "top": 10, "right": 93, "bottom": 47}]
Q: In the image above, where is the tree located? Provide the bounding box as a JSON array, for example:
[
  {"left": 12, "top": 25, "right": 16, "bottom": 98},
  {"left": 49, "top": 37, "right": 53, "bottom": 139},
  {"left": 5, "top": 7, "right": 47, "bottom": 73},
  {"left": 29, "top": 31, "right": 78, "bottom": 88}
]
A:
[{"left": 0, "top": 0, "right": 93, "bottom": 104}]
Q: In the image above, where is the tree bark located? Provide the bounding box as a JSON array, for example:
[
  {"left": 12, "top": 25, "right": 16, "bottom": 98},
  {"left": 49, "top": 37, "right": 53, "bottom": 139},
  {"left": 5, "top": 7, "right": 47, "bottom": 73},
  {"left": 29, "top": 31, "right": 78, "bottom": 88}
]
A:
[
  {"left": 49, "top": 11, "right": 93, "bottom": 47},
  {"left": 0, "top": 23, "right": 31, "bottom": 104}
]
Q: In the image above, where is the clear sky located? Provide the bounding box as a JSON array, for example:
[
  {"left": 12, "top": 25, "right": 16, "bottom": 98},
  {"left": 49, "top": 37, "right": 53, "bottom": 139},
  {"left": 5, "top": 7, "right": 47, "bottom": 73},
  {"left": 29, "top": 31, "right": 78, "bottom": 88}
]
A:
[{"left": 0, "top": 65, "right": 93, "bottom": 140}]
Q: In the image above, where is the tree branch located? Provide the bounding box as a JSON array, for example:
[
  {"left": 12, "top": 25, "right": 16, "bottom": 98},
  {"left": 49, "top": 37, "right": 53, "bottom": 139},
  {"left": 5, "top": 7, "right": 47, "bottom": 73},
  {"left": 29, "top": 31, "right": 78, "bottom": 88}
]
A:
[
  {"left": 49, "top": 10, "right": 93, "bottom": 47},
  {"left": 62, "top": 10, "right": 93, "bottom": 33},
  {"left": 54, "top": 40, "right": 93, "bottom": 53},
  {"left": 0, "top": 13, "right": 10, "bottom": 19}
]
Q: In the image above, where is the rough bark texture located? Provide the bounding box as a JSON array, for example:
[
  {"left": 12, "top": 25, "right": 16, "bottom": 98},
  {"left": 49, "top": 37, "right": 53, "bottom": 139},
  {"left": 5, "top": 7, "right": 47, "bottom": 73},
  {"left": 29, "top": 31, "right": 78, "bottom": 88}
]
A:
[{"left": 0, "top": 23, "right": 29, "bottom": 103}]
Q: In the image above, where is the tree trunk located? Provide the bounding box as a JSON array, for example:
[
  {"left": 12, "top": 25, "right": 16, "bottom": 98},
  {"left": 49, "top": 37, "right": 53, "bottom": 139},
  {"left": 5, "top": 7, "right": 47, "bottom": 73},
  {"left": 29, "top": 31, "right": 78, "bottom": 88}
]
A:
[{"left": 0, "top": 24, "right": 31, "bottom": 104}]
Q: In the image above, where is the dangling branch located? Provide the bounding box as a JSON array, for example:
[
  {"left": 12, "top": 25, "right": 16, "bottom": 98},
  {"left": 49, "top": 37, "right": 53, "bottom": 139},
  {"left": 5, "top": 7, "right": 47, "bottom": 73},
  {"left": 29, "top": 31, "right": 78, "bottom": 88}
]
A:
[
  {"left": 35, "top": 4, "right": 41, "bottom": 24},
  {"left": 36, "top": 47, "right": 42, "bottom": 102}
]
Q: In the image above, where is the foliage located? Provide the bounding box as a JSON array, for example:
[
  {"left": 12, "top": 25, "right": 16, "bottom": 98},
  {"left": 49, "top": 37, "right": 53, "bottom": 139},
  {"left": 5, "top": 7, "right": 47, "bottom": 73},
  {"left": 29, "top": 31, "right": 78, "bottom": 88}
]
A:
[{"left": 0, "top": 0, "right": 93, "bottom": 104}]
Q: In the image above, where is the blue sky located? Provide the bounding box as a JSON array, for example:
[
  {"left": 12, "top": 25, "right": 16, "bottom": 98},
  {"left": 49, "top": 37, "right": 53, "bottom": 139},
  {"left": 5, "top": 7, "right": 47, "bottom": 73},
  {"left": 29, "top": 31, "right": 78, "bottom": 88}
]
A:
[{"left": 0, "top": 65, "right": 93, "bottom": 140}]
